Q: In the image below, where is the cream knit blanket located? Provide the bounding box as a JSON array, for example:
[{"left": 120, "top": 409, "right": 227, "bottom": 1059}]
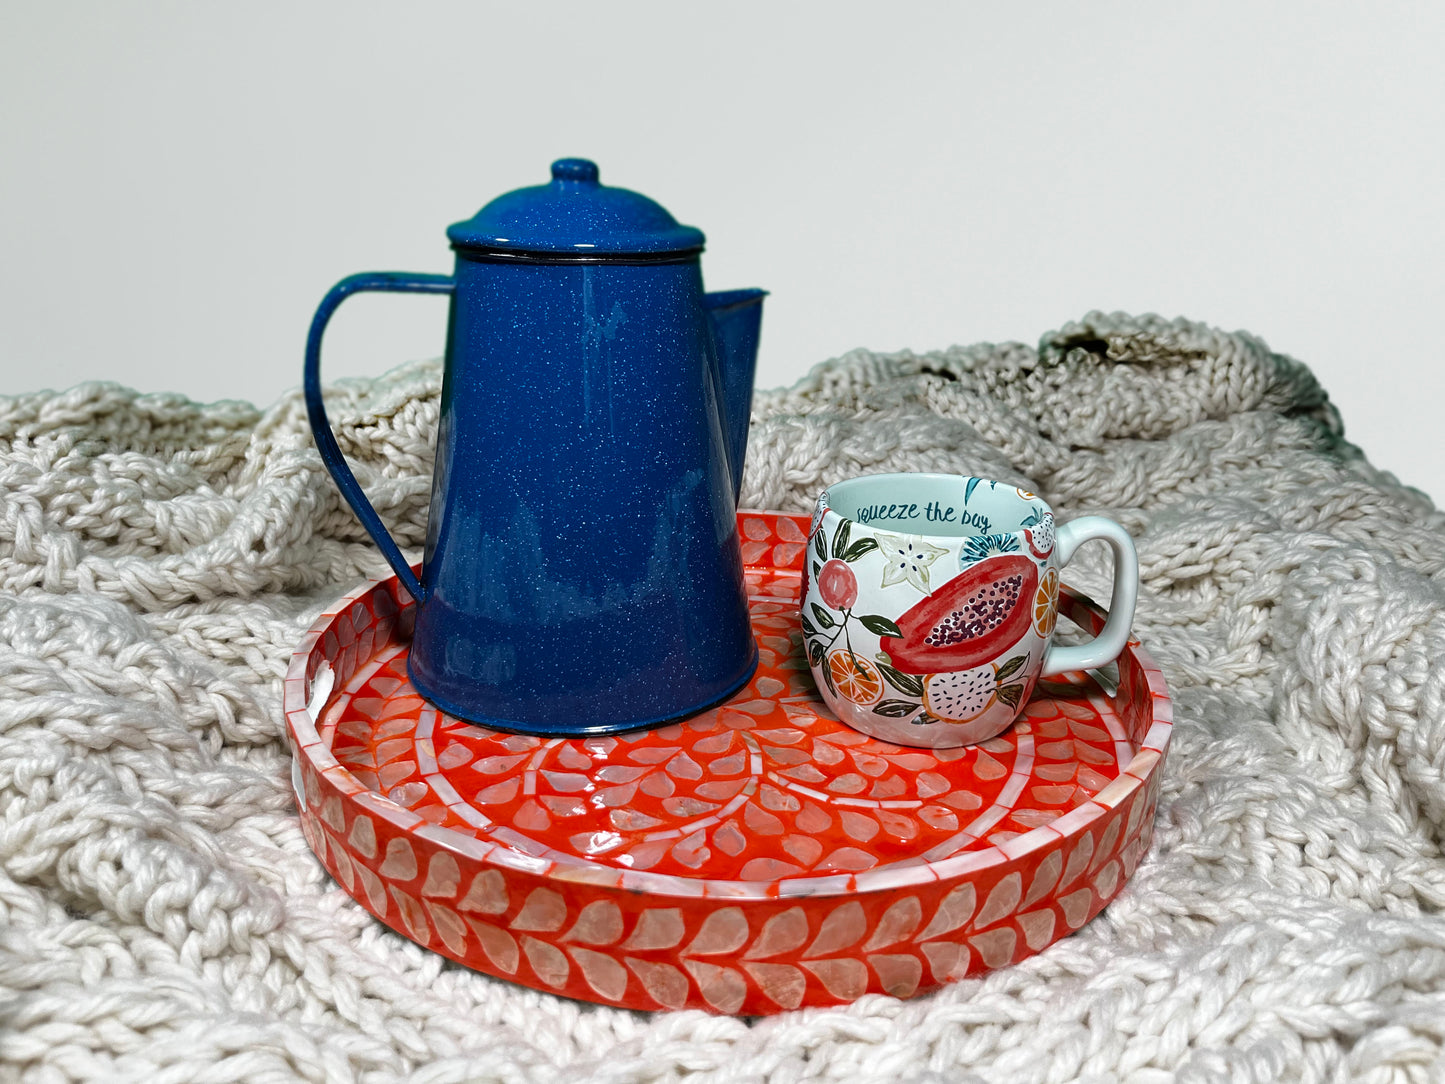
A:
[{"left": 2, "top": 312, "right": 1443, "bottom": 1083}]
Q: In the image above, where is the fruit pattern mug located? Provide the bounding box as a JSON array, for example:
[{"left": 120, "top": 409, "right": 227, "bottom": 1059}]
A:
[{"left": 802, "top": 473, "right": 1139, "bottom": 748}]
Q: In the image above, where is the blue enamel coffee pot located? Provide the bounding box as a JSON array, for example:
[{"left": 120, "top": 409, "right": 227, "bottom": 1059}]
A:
[{"left": 304, "top": 158, "right": 765, "bottom": 736}]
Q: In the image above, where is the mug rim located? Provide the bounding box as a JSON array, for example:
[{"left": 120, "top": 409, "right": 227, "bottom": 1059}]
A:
[{"left": 820, "top": 472, "right": 1052, "bottom": 540}]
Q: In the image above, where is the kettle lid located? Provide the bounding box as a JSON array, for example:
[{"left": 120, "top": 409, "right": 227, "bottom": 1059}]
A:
[{"left": 447, "top": 159, "right": 706, "bottom": 260}]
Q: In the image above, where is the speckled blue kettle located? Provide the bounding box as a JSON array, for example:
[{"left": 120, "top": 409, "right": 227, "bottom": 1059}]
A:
[{"left": 304, "top": 158, "right": 765, "bottom": 736}]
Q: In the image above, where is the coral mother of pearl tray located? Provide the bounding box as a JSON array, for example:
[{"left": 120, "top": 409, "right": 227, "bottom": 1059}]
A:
[{"left": 284, "top": 511, "right": 1173, "bottom": 1015}]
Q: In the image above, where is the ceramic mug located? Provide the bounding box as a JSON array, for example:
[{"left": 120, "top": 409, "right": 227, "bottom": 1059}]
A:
[{"left": 801, "top": 473, "right": 1139, "bottom": 748}]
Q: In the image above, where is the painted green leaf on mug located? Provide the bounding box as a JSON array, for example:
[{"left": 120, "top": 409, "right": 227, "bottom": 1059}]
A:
[
  {"left": 995, "top": 654, "right": 1028, "bottom": 681},
  {"left": 875, "top": 661, "right": 925, "bottom": 698},
  {"left": 872, "top": 699, "right": 920, "bottom": 718},
  {"left": 858, "top": 614, "right": 903, "bottom": 638}
]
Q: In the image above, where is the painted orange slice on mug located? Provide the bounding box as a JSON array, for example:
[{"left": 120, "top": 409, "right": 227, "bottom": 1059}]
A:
[
  {"left": 826, "top": 650, "right": 884, "bottom": 705},
  {"left": 1034, "top": 567, "right": 1060, "bottom": 637}
]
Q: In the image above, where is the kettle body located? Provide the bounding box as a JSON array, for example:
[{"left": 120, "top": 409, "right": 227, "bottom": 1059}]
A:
[{"left": 304, "top": 159, "right": 765, "bottom": 735}]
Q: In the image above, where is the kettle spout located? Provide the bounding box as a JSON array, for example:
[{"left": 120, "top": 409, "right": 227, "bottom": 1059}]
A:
[{"left": 704, "top": 288, "right": 767, "bottom": 502}]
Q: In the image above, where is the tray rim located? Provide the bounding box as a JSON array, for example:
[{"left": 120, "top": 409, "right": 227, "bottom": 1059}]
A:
[{"left": 284, "top": 509, "right": 1173, "bottom": 903}]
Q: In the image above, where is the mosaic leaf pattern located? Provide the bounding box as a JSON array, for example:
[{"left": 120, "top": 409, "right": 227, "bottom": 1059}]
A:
[{"left": 287, "top": 511, "right": 1173, "bottom": 1014}]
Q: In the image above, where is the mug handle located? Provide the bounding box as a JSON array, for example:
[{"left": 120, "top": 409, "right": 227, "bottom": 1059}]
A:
[
  {"left": 1040, "top": 516, "right": 1139, "bottom": 676},
  {"left": 303, "top": 271, "right": 455, "bottom": 603}
]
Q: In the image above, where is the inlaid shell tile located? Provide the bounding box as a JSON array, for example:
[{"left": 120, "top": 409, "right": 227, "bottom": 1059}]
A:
[
  {"left": 973, "top": 872, "right": 1022, "bottom": 930},
  {"left": 625, "top": 908, "right": 685, "bottom": 951},
  {"left": 862, "top": 896, "right": 923, "bottom": 951},
  {"left": 625, "top": 958, "right": 689, "bottom": 1009},
  {"left": 521, "top": 936, "right": 570, "bottom": 988},
  {"left": 456, "top": 869, "right": 509, "bottom": 915},
  {"left": 511, "top": 888, "right": 566, "bottom": 932},
  {"left": 918, "top": 884, "right": 977, "bottom": 940},
  {"left": 570, "top": 947, "right": 628, "bottom": 1001},
  {"left": 1017, "top": 908, "right": 1057, "bottom": 951},
  {"left": 868, "top": 953, "right": 923, "bottom": 999},
  {"left": 465, "top": 918, "right": 519, "bottom": 974},
  {"left": 741, "top": 961, "right": 806, "bottom": 1010},
  {"left": 379, "top": 837, "right": 418, "bottom": 882},
  {"left": 804, "top": 902, "right": 866, "bottom": 958},
  {"left": 744, "top": 907, "right": 809, "bottom": 959},
  {"left": 563, "top": 900, "right": 623, "bottom": 945},
  {"left": 422, "top": 852, "right": 460, "bottom": 899},
  {"left": 682, "top": 959, "right": 748, "bottom": 1014},
  {"left": 424, "top": 901, "right": 469, "bottom": 956},
  {"left": 801, "top": 958, "right": 868, "bottom": 1001},
  {"left": 969, "top": 926, "right": 1018, "bottom": 971}
]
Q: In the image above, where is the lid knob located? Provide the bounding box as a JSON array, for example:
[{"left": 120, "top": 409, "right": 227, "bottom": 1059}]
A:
[{"left": 551, "top": 158, "right": 599, "bottom": 184}]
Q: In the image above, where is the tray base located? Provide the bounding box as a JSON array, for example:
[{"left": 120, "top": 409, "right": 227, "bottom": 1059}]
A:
[{"left": 285, "top": 511, "right": 1173, "bottom": 1014}]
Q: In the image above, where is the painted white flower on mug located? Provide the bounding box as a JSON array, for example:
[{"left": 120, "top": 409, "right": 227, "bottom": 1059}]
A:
[{"left": 875, "top": 533, "right": 949, "bottom": 593}]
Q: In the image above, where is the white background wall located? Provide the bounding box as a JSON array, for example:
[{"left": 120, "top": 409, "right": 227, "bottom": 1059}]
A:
[{"left": 3, "top": 2, "right": 1441, "bottom": 501}]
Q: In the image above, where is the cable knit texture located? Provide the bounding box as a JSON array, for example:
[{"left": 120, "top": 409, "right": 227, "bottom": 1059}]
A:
[{"left": 2, "top": 311, "right": 1443, "bottom": 1083}]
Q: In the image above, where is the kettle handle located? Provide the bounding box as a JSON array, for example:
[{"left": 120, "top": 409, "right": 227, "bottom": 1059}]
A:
[{"left": 303, "top": 271, "right": 455, "bottom": 603}]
